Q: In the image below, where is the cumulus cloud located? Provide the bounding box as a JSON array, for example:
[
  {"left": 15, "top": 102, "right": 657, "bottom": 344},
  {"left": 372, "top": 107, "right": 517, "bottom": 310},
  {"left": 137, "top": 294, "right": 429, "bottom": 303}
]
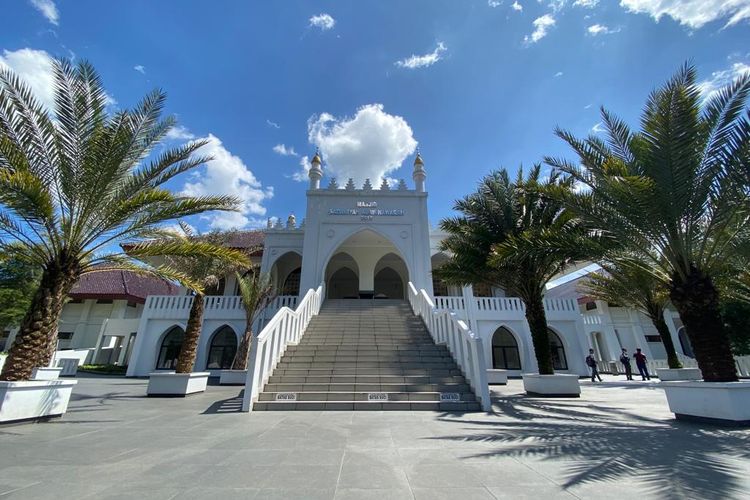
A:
[
  {"left": 573, "top": 0, "right": 599, "bottom": 7},
  {"left": 29, "top": 0, "right": 59, "bottom": 25},
  {"left": 306, "top": 104, "right": 417, "bottom": 186},
  {"left": 134, "top": 65, "right": 146, "bottom": 74},
  {"left": 165, "top": 125, "right": 195, "bottom": 141},
  {"left": 512, "top": 1, "right": 524, "bottom": 11},
  {"left": 272, "top": 144, "right": 298, "bottom": 157},
  {"left": 619, "top": 0, "right": 750, "bottom": 29},
  {"left": 548, "top": 0, "right": 567, "bottom": 12},
  {"left": 555, "top": 71, "right": 564, "bottom": 77},
  {"left": 697, "top": 61, "right": 750, "bottom": 100},
  {"left": 395, "top": 42, "right": 447, "bottom": 69},
  {"left": 0, "top": 48, "right": 116, "bottom": 111},
  {"left": 524, "top": 14, "right": 556, "bottom": 44},
  {"left": 488, "top": 0, "right": 503, "bottom": 6},
  {"left": 181, "top": 134, "right": 273, "bottom": 230},
  {"left": 309, "top": 13, "right": 335, "bottom": 30},
  {"left": 587, "top": 23, "right": 621, "bottom": 35},
  {"left": 292, "top": 155, "right": 312, "bottom": 182}
]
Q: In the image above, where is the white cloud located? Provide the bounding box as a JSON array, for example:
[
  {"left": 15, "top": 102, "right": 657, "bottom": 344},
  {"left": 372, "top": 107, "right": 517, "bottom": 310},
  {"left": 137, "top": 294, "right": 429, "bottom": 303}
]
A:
[
  {"left": 524, "top": 14, "right": 556, "bottom": 44},
  {"left": 619, "top": 0, "right": 750, "bottom": 29},
  {"left": 584, "top": 103, "right": 593, "bottom": 109},
  {"left": 573, "top": 0, "right": 599, "bottom": 7},
  {"left": 266, "top": 119, "right": 280, "bottom": 129},
  {"left": 166, "top": 125, "right": 195, "bottom": 141},
  {"left": 555, "top": 71, "right": 564, "bottom": 77},
  {"left": 29, "top": 0, "right": 59, "bottom": 25},
  {"left": 512, "top": 1, "right": 524, "bottom": 11},
  {"left": 488, "top": 0, "right": 503, "bottom": 6},
  {"left": 272, "top": 144, "right": 298, "bottom": 156},
  {"left": 548, "top": 0, "right": 567, "bottom": 12},
  {"left": 307, "top": 103, "right": 417, "bottom": 186},
  {"left": 697, "top": 61, "right": 750, "bottom": 100},
  {"left": 309, "top": 13, "right": 335, "bottom": 30},
  {"left": 181, "top": 134, "right": 273, "bottom": 230},
  {"left": 134, "top": 65, "right": 146, "bottom": 74},
  {"left": 591, "top": 122, "right": 606, "bottom": 134},
  {"left": 587, "top": 23, "right": 621, "bottom": 35},
  {"left": 395, "top": 42, "right": 447, "bottom": 69},
  {"left": 0, "top": 48, "right": 116, "bottom": 111},
  {"left": 292, "top": 155, "right": 312, "bottom": 182}
]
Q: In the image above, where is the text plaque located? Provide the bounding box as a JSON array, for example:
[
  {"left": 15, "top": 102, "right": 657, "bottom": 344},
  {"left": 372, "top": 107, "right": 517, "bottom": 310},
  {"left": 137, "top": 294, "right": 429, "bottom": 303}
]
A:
[
  {"left": 367, "top": 393, "right": 389, "bottom": 402},
  {"left": 275, "top": 392, "right": 297, "bottom": 401},
  {"left": 440, "top": 393, "right": 461, "bottom": 402}
]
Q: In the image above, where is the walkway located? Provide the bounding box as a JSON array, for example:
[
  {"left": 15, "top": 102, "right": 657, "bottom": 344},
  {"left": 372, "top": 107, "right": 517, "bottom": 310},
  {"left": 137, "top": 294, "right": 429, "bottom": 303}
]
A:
[{"left": 1, "top": 374, "right": 748, "bottom": 499}]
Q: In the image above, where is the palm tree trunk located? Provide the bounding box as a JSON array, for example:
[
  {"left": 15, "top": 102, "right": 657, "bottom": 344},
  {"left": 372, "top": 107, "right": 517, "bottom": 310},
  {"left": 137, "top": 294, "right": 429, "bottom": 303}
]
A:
[
  {"left": 175, "top": 293, "right": 204, "bottom": 374},
  {"left": 232, "top": 325, "right": 252, "bottom": 370},
  {"left": 645, "top": 303, "right": 682, "bottom": 369},
  {"left": 669, "top": 266, "right": 737, "bottom": 382},
  {"left": 524, "top": 294, "right": 554, "bottom": 375},
  {"left": 0, "top": 261, "right": 78, "bottom": 381}
]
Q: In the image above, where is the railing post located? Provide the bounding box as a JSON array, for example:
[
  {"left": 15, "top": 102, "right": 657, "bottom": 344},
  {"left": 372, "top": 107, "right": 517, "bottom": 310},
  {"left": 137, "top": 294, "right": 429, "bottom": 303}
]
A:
[
  {"left": 242, "top": 336, "right": 265, "bottom": 412},
  {"left": 470, "top": 337, "right": 491, "bottom": 411}
]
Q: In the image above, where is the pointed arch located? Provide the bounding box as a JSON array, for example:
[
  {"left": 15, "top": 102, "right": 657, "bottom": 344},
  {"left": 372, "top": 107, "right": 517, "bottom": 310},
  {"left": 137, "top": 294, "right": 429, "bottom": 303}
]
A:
[
  {"left": 155, "top": 325, "right": 185, "bottom": 370},
  {"left": 491, "top": 326, "right": 522, "bottom": 370},
  {"left": 548, "top": 328, "right": 568, "bottom": 370},
  {"left": 205, "top": 325, "right": 238, "bottom": 370}
]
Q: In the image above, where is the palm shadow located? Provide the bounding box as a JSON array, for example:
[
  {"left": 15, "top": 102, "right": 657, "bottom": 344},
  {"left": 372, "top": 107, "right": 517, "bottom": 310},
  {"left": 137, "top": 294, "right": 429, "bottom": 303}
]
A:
[{"left": 432, "top": 395, "right": 750, "bottom": 499}]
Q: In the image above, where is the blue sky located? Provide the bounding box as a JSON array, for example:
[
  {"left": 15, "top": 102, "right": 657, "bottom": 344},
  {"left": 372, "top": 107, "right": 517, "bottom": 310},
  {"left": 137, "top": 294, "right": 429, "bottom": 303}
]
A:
[{"left": 2, "top": 0, "right": 750, "bottom": 230}]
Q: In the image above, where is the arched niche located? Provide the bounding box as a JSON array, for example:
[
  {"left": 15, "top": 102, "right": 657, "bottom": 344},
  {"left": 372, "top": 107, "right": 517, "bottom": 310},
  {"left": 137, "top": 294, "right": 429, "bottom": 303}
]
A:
[
  {"left": 548, "top": 329, "right": 569, "bottom": 370},
  {"left": 268, "top": 251, "right": 303, "bottom": 295},
  {"left": 374, "top": 252, "right": 408, "bottom": 299},
  {"left": 205, "top": 325, "right": 238, "bottom": 370},
  {"left": 155, "top": 326, "right": 185, "bottom": 370},
  {"left": 491, "top": 326, "right": 521, "bottom": 370}
]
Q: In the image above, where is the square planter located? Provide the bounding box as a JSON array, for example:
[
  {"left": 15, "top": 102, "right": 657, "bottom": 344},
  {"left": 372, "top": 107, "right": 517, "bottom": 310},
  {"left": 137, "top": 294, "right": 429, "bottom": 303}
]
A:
[
  {"left": 522, "top": 373, "right": 581, "bottom": 397},
  {"left": 31, "top": 367, "right": 63, "bottom": 380},
  {"left": 486, "top": 369, "right": 508, "bottom": 385},
  {"left": 146, "top": 372, "right": 210, "bottom": 397},
  {"left": 661, "top": 380, "right": 750, "bottom": 426},
  {"left": 219, "top": 370, "right": 247, "bottom": 385},
  {"left": 657, "top": 368, "right": 702, "bottom": 381},
  {"left": 0, "top": 380, "right": 77, "bottom": 423}
]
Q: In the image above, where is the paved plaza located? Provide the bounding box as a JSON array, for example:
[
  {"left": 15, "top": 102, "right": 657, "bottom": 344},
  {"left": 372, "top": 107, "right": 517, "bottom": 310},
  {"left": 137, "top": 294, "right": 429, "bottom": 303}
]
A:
[{"left": 1, "top": 374, "right": 749, "bottom": 500}]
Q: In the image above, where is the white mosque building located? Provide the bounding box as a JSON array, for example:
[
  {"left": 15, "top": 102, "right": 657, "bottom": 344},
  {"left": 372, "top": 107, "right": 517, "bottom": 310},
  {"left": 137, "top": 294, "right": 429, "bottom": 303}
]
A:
[{"left": 113, "top": 151, "right": 694, "bottom": 381}]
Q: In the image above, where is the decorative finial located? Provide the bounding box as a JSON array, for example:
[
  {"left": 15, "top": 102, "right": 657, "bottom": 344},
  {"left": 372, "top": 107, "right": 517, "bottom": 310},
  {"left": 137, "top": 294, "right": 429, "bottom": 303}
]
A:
[
  {"left": 274, "top": 218, "right": 283, "bottom": 229},
  {"left": 328, "top": 178, "right": 339, "bottom": 190},
  {"left": 398, "top": 179, "right": 408, "bottom": 191},
  {"left": 345, "top": 178, "right": 356, "bottom": 191},
  {"left": 287, "top": 214, "right": 296, "bottom": 229},
  {"left": 266, "top": 218, "right": 273, "bottom": 229},
  {"left": 363, "top": 178, "right": 373, "bottom": 191},
  {"left": 380, "top": 178, "right": 390, "bottom": 191}
]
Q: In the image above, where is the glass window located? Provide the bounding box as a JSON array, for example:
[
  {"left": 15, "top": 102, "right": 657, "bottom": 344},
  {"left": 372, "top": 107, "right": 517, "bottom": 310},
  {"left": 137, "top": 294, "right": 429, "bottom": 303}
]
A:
[
  {"left": 206, "top": 326, "right": 238, "bottom": 370},
  {"left": 549, "top": 330, "right": 568, "bottom": 370},
  {"left": 492, "top": 327, "right": 521, "bottom": 370},
  {"left": 156, "top": 326, "right": 184, "bottom": 370},
  {"left": 473, "top": 282, "right": 493, "bottom": 297},
  {"left": 281, "top": 268, "right": 301, "bottom": 296}
]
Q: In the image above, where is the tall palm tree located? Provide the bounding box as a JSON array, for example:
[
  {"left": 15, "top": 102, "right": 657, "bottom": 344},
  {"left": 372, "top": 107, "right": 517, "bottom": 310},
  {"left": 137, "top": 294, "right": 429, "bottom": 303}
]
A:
[
  {"left": 232, "top": 269, "right": 274, "bottom": 370},
  {"left": 0, "top": 59, "right": 241, "bottom": 381},
  {"left": 436, "top": 166, "right": 594, "bottom": 375},
  {"left": 582, "top": 260, "right": 682, "bottom": 369},
  {"left": 547, "top": 64, "right": 750, "bottom": 382},
  {"left": 157, "top": 226, "right": 250, "bottom": 373}
]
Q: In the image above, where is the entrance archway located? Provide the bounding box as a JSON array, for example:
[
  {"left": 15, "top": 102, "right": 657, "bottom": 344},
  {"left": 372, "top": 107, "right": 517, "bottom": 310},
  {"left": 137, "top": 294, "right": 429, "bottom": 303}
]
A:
[
  {"left": 155, "top": 326, "right": 184, "bottom": 370},
  {"left": 328, "top": 266, "right": 359, "bottom": 299},
  {"left": 269, "top": 251, "right": 302, "bottom": 296}
]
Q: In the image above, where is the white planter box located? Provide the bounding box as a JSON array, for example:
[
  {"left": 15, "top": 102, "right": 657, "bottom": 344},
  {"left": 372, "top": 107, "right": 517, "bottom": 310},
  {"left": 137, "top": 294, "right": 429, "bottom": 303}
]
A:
[
  {"left": 146, "top": 372, "right": 210, "bottom": 397},
  {"left": 0, "top": 380, "right": 77, "bottom": 423},
  {"left": 219, "top": 370, "right": 247, "bottom": 385},
  {"left": 0, "top": 354, "right": 6, "bottom": 373},
  {"left": 657, "top": 368, "right": 702, "bottom": 381},
  {"left": 522, "top": 373, "right": 581, "bottom": 397},
  {"left": 486, "top": 369, "right": 508, "bottom": 385},
  {"left": 56, "top": 358, "right": 81, "bottom": 377},
  {"left": 661, "top": 380, "right": 750, "bottom": 425},
  {"left": 31, "top": 367, "right": 63, "bottom": 380}
]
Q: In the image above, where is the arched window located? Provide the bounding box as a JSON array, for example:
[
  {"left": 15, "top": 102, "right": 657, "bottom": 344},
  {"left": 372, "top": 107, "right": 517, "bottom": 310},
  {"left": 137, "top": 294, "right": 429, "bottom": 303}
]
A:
[
  {"left": 206, "top": 326, "right": 238, "bottom": 370},
  {"left": 156, "top": 326, "right": 184, "bottom": 370},
  {"left": 492, "top": 327, "right": 521, "bottom": 369},
  {"left": 281, "top": 268, "right": 301, "bottom": 296},
  {"left": 549, "top": 330, "right": 568, "bottom": 370}
]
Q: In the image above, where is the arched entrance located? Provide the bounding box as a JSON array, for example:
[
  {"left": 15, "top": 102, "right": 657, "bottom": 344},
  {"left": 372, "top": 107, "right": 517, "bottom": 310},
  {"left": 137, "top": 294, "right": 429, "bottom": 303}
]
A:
[
  {"left": 323, "top": 229, "right": 410, "bottom": 299},
  {"left": 205, "top": 325, "right": 238, "bottom": 369},
  {"left": 549, "top": 330, "right": 568, "bottom": 370},
  {"left": 269, "top": 251, "right": 303, "bottom": 296},
  {"left": 492, "top": 327, "right": 521, "bottom": 369},
  {"left": 156, "top": 326, "right": 184, "bottom": 370}
]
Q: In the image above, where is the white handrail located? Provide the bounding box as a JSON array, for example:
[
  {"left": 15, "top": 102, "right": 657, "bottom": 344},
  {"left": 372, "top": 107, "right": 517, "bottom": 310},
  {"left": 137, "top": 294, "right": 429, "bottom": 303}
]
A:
[
  {"left": 408, "top": 282, "right": 492, "bottom": 411},
  {"left": 241, "top": 283, "right": 325, "bottom": 412}
]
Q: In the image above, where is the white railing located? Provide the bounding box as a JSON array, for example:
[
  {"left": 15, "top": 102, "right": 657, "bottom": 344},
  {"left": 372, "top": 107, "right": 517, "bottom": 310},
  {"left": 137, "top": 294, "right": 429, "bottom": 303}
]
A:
[
  {"left": 242, "top": 283, "right": 325, "bottom": 412},
  {"left": 475, "top": 297, "right": 525, "bottom": 313},
  {"left": 582, "top": 314, "right": 603, "bottom": 326},
  {"left": 142, "top": 294, "right": 297, "bottom": 321},
  {"left": 408, "top": 283, "right": 492, "bottom": 411},
  {"left": 434, "top": 296, "right": 578, "bottom": 317}
]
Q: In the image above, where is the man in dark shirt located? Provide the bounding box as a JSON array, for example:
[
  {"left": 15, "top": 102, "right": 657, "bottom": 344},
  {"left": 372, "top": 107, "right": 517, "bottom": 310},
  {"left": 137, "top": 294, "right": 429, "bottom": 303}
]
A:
[
  {"left": 633, "top": 348, "right": 650, "bottom": 380},
  {"left": 620, "top": 348, "right": 633, "bottom": 380},
  {"left": 586, "top": 348, "right": 603, "bottom": 382}
]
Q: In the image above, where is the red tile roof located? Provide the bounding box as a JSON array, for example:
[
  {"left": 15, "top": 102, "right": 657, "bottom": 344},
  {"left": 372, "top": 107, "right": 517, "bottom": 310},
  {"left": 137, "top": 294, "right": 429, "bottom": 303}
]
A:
[
  {"left": 69, "top": 270, "right": 180, "bottom": 303},
  {"left": 121, "top": 230, "right": 266, "bottom": 255}
]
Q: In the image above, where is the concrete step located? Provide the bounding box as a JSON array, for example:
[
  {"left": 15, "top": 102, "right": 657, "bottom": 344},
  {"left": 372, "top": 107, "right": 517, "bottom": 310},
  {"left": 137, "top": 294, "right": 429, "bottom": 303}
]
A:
[
  {"left": 267, "top": 374, "right": 469, "bottom": 385},
  {"left": 271, "top": 368, "right": 464, "bottom": 377},
  {"left": 258, "top": 391, "right": 477, "bottom": 402},
  {"left": 264, "top": 383, "right": 471, "bottom": 393},
  {"left": 253, "top": 401, "right": 482, "bottom": 411}
]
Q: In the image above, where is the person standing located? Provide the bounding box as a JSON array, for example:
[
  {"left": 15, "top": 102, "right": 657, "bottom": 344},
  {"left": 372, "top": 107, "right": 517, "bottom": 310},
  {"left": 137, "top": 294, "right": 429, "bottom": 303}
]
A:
[
  {"left": 633, "top": 348, "right": 650, "bottom": 380},
  {"left": 586, "top": 349, "right": 603, "bottom": 382},
  {"left": 620, "top": 348, "right": 633, "bottom": 380}
]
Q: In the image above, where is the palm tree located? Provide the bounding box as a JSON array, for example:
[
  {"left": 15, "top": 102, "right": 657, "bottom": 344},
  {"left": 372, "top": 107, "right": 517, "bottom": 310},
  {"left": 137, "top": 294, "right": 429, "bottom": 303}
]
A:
[
  {"left": 436, "top": 166, "right": 594, "bottom": 374},
  {"left": 0, "top": 59, "right": 241, "bottom": 381},
  {"left": 582, "top": 260, "right": 682, "bottom": 369},
  {"left": 232, "top": 269, "right": 274, "bottom": 370},
  {"left": 157, "top": 226, "right": 250, "bottom": 373},
  {"left": 547, "top": 64, "right": 750, "bottom": 382}
]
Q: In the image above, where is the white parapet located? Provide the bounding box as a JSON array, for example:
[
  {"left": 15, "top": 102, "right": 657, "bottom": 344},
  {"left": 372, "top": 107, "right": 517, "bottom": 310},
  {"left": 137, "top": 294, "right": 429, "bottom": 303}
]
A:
[
  {"left": 31, "top": 367, "right": 63, "bottom": 380},
  {"left": 0, "top": 379, "right": 78, "bottom": 423},
  {"left": 657, "top": 368, "right": 702, "bottom": 381},
  {"left": 219, "top": 370, "right": 247, "bottom": 385},
  {"left": 486, "top": 369, "right": 509, "bottom": 385},
  {"left": 146, "top": 372, "right": 210, "bottom": 396},
  {"left": 522, "top": 373, "right": 581, "bottom": 397},
  {"left": 661, "top": 380, "right": 750, "bottom": 425}
]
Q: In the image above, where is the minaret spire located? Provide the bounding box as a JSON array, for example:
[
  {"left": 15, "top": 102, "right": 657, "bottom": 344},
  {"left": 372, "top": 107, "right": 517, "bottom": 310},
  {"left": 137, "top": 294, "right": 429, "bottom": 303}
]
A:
[
  {"left": 308, "top": 148, "right": 323, "bottom": 190},
  {"left": 412, "top": 148, "right": 426, "bottom": 192}
]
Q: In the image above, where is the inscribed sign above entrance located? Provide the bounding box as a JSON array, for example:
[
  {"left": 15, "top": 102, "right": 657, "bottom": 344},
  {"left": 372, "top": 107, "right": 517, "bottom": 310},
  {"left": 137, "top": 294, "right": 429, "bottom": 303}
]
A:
[{"left": 328, "top": 201, "right": 405, "bottom": 221}]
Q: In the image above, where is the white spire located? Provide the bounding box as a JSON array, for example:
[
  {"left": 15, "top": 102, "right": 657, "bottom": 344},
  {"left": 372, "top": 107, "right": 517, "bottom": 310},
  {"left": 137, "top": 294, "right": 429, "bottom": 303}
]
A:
[
  {"left": 308, "top": 149, "right": 323, "bottom": 190},
  {"left": 412, "top": 149, "right": 426, "bottom": 192}
]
